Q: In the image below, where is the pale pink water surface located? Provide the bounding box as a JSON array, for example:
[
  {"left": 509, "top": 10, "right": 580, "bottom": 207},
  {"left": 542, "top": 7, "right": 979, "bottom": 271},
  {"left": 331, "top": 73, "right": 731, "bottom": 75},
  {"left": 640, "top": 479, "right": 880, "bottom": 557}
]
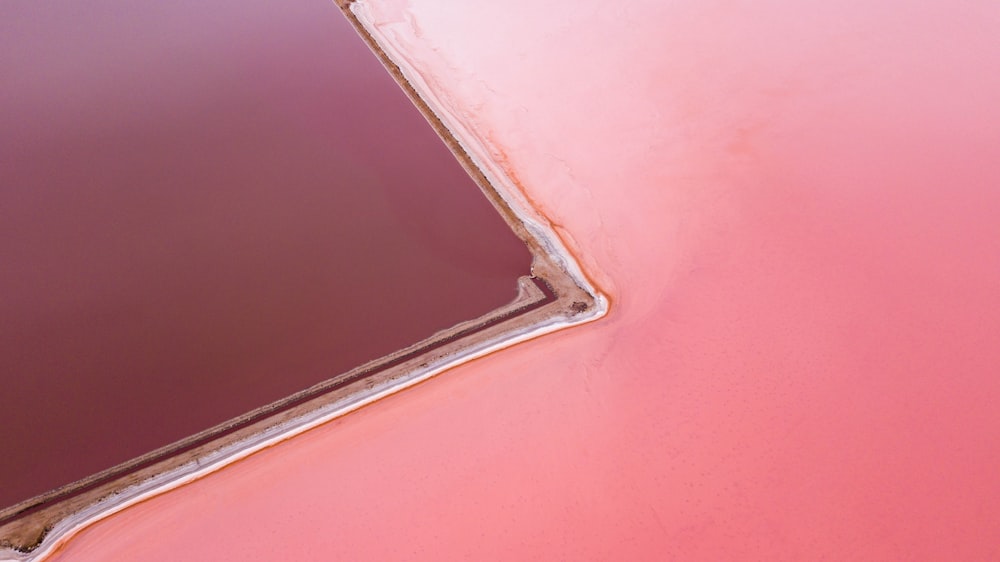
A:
[{"left": 51, "top": 0, "right": 1000, "bottom": 559}]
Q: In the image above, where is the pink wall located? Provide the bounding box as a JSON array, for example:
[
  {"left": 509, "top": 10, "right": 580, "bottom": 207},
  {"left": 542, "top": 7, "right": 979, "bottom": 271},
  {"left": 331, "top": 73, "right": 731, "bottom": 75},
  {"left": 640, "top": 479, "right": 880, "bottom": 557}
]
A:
[{"left": 51, "top": 0, "right": 1000, "bottom": 559}]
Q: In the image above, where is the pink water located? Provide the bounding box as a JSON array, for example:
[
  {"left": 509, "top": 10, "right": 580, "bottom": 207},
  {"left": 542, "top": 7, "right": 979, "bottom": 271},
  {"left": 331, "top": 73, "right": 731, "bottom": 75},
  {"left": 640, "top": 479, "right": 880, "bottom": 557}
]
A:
[
  {"left": 49, "top": 0, "right": 1000, "bottom": 559},
  {"left": 0, "top": 0, "right": 529, "bottom": 510}
]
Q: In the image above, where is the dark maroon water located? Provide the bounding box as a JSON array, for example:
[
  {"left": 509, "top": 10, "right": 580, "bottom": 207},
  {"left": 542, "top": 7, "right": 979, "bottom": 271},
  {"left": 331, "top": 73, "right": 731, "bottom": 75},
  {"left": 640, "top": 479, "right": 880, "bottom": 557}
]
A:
[{"left": 0, "top": 0, "right": 530, "bottom": 509}]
